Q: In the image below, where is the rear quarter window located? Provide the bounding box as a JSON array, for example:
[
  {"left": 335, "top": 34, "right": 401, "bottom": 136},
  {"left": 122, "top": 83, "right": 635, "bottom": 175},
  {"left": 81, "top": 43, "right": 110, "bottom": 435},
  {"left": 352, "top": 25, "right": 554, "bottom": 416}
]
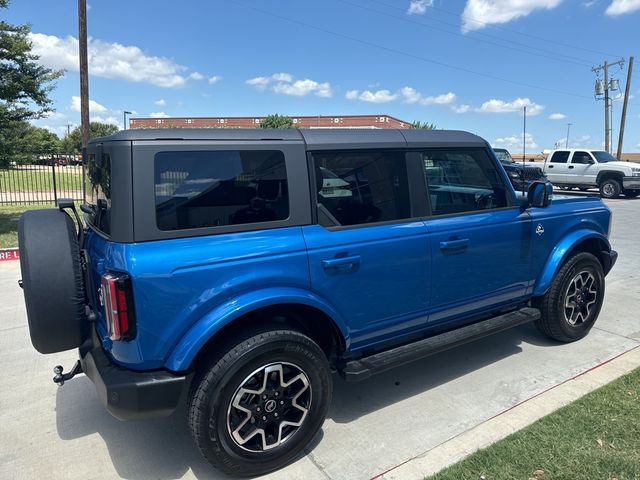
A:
[
  {"left": 154, "top": 150, "right": 289, "bottom": 231},
  {"left": 549, "top": 151, "right": 570, "bottom": 163}
]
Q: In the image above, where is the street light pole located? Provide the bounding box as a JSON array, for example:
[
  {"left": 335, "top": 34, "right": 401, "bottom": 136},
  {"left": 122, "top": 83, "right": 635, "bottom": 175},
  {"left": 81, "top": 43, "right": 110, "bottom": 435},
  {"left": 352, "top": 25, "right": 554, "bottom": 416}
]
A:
[
  {"left": 565, "top": 123, "right": 572, "bottom": 148},
  {"left": 123, "top": 111, "right": 132, "bottom": 130}
]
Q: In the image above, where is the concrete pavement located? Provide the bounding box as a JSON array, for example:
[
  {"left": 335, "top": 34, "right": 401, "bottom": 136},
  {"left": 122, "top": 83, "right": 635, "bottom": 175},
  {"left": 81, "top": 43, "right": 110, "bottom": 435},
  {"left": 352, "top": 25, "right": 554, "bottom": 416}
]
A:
[{"left": 1, "top": 196, "right": 639, "bottom": 480}]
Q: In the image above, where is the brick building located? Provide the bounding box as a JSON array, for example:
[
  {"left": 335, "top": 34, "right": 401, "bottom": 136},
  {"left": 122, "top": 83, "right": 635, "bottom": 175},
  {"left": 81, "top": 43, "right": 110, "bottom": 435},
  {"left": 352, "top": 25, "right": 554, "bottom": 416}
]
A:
[{"left": 130, "top": 114, "right": 410, "bottom": 130}]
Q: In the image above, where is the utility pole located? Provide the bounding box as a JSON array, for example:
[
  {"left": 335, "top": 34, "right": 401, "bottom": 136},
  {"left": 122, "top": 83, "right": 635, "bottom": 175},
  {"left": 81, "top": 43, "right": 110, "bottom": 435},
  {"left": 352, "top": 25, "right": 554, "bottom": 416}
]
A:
[
  {"left": 616, "top": 56, "right": 634, "bottom": 160},
  {"left": 78, "top": 0, "right": 90, "bottom": 161},
  {"left": 592, "top": 58, "right": 624, "bottom": 154},
  {"left": 65, "top": 123, "right": 73, "bottom": 136},
  {"left": 565, "top": 123, "right": 572, "bottom": 148}
]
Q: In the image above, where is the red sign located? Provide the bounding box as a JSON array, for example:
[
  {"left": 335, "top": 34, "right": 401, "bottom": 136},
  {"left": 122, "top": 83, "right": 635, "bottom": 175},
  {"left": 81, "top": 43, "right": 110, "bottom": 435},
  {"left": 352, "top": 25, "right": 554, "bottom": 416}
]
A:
[{"left": 0, "top": 249, "right": 20, "bottom": 261}]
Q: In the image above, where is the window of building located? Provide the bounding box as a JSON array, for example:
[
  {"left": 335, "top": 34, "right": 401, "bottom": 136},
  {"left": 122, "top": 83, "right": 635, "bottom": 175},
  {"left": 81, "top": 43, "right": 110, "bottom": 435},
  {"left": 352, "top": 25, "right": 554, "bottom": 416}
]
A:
[
  {"left": 154, "top": 150, "right": 289, "bottom": 231},
  {"left": 421, "top": 148, "right": 509, "bottom": 216},
  {"left": 550, "top": 151, "right": 570, "bottom": 163},
  {"left": 312, "top": 150, "right": 411, "bottom": 227}
]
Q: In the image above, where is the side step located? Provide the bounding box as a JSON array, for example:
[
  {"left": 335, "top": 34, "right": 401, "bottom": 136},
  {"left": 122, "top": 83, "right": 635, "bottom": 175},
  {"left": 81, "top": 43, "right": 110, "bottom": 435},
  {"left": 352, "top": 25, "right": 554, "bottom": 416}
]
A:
[{"left": 341, "top": 307, "right": 540, "bottom": 382}]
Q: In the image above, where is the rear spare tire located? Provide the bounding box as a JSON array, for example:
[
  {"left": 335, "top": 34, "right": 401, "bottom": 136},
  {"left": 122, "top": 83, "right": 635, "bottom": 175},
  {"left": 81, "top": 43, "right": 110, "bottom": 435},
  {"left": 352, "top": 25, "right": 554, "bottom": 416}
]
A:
[{"left": 18, "top": 209, "right": 86, "bottom": 353}]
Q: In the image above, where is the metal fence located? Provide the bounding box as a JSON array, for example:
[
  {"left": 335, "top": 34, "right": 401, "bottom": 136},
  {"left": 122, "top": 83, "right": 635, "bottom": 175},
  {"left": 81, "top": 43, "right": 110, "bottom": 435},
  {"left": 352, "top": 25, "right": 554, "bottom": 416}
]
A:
[{"left": 0, "top": 154, "right": 85, "bottom": 205}]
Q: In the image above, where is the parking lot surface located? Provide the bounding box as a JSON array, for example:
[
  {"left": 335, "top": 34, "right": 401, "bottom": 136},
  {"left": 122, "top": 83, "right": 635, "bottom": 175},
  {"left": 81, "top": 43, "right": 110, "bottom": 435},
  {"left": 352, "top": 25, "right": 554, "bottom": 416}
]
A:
[{"left": 1, "top": 196, "right": 639, "bottom": 480}]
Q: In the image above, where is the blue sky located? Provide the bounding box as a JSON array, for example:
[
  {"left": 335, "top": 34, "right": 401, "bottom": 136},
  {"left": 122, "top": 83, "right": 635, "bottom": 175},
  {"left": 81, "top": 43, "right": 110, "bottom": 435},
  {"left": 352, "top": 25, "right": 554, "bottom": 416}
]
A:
[{"left": 6, "top": 0, "right": 640, "bottom": 152}]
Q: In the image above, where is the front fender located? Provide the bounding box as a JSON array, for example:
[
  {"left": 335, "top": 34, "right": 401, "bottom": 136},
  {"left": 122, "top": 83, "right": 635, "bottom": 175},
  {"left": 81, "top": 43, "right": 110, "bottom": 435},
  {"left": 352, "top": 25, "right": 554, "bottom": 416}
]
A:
[
  {"left": 532, "top": 229, "right": 611, "bottom": 297},
  {"left": 165, "top": 287, "right": 349, "bottom": 372}
]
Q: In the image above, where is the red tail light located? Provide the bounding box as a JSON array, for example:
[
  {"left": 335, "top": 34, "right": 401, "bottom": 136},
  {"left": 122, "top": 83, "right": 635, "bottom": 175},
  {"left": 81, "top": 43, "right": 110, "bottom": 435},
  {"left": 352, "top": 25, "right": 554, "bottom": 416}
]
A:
[{"left": 101, "top": 272, "right": 135, "bottom": 341}]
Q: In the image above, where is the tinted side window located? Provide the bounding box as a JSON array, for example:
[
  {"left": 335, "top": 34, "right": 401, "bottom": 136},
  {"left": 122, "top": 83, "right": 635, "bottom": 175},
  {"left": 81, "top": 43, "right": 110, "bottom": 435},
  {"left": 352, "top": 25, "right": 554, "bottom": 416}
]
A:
[
  {"left": 572, "top": 151, "right": 593, "bottom": 164},
  {"left": 421, "top": 148, "right": 509, "bottom": 216},
  {"left": 550, "top": 151, "right": 570, "bottom": 163},
  {"left": 154, "top": 150, "right": 289, "bottom": 231},
  {"left": 312, "top": 150, "right": 411, "bottom": 227}
]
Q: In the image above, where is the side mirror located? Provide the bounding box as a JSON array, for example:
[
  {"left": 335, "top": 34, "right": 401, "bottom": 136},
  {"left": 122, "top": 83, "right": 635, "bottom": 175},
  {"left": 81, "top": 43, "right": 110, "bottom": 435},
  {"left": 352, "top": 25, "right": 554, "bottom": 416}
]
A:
[
  {"left": 588, "top": 158, "right": 596, "bottom": 164},
  {"left": 527, "top": 181, "right": 553, "bottom": 208}
]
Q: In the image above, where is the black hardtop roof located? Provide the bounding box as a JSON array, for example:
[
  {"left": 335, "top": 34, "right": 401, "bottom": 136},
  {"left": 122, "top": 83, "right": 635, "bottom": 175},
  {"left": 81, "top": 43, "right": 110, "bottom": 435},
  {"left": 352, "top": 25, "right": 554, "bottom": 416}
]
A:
[{"left": 91, "top": 128, "right": 487, "bottom": 148}]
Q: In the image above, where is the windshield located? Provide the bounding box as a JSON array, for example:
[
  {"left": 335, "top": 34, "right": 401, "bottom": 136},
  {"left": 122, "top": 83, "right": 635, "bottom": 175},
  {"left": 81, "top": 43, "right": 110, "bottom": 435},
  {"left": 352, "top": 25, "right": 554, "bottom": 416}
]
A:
[
  {"left": 494, "top": 149, "right": 514, "bottom": 163},
  {"left": 592, "top": 151, "right": 618, "bottom": 163}
]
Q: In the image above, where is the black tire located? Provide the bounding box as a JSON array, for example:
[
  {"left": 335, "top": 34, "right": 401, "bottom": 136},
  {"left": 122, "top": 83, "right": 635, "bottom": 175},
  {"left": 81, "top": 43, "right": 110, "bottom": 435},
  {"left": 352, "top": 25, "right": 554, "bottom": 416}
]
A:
[
  {"left": 623, "top": 189, "right": 640, "bottom": 198},
  {"left": 188, "top": 328, "right": 332, "bottom": 477},
  {"left": 599, "top": 178, "right": 621, "bottom": 199},
  {"left": 18, "top": 209, "right": 86, "bottom": 353},
  {"left": 535, "top": 252, "right": 605, "bottom": 343}
]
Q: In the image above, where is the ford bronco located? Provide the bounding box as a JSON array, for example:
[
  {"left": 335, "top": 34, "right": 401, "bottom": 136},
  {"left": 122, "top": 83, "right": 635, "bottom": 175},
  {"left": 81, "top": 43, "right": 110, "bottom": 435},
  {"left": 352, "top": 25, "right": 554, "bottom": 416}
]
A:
[{"left": 19, "top": 128, "right": 617, "bottom": 477}]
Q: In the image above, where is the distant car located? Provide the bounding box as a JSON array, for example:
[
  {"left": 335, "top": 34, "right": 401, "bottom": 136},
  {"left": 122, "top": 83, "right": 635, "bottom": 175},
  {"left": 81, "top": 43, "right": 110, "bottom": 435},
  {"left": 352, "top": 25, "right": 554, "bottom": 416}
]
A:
[
  {"left": 543, "top": 149, "right": 640, "bottom": 199},
  {"left": 493, "top": 148, "right": 545, "bottom": 191}
]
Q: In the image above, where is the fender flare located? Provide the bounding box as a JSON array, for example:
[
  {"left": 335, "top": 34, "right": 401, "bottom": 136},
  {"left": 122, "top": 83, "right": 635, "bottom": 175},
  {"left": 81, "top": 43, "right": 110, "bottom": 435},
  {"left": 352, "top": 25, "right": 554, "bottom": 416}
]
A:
[
  {"left": 165, "top": 287, "right": 350, "bottom": 372},
  {"left": 596, "top": 170, "right": 624, "bottom": 185},
  {"left": 532, "top": 229, "right": 611, "bottom": 297}
]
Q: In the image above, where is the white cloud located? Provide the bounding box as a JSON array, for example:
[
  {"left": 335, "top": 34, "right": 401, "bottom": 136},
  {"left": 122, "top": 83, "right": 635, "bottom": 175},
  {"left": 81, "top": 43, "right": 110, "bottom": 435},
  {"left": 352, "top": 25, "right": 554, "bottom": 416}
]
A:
[
  {"left": 606, "top": 0, "right": 640, "bottom": 14},
  {"left": 452, "top": 104, "right": 472, "bottom": 113},
  {"left": 188, "top": 72, "right": 204, "bottom": 81},
  {"left": 407, "top": 0, "right": 434, "bottom": 15},
  {"left": 208, "top": 75, "right": 222, "bottom": 85},
  {"left": 478, "top": 97, "right": 544, "bottom": 115},
  {"left": 400, "top": 87, "right": 456, "bottom": 105},
  {"left": 462, "top": 0, "right": 562, "bottom": 33},
  {"left": 93, "top": 115, "right": 120, "bottom": 127},
  {"left": 345, "top": 89, "right": 398, "bottom": 103},
  {"left": 154, "top": 99, "right": 167, "bottom": 107},
  {"left": 247, "top": 73, "right": 332, "bottom": 97},
  {"left": 494, "top": 132, "right": 538, "bottom": 150},
  {"left": 554, "top": 134, "right": 592, "bottom": 149},
  {"left": 70, "top": 95, "right": 108, "bottom": 113},
  {"left": 150, "top": 111, "right": 169, "bottom": 118},
  {"left": 29, "top": 33, "right": 196, "bottom": 88},
  {"left": 548, "top": 112, "right": 567, "bottom": 120}
]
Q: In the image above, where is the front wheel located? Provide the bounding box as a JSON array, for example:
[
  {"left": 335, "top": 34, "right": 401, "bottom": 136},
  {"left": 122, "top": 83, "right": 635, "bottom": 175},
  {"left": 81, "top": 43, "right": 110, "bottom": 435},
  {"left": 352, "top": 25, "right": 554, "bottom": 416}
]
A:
[
  {"left": 188, "top": 328, "right": 332, "bottom": 477},
  {"left": 534, "top": 252, "right": 605, "bottom": 342},
  {"left": 599, "top": 178, "right": 621, "bottom": 199}
]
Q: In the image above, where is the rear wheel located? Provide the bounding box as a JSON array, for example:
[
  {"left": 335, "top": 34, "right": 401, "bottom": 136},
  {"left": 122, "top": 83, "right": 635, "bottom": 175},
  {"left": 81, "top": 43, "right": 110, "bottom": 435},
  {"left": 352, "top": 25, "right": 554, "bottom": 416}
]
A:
[
  {"left": 599, "top": 178, "right": 621, "bottom": 199},
  {"left": 535, "top": 252, "right": 605, "bottom": 342},
  {"left": 623, "top": 189, "right": 640, "bottom": 198},
  {"left": 188, "top": 328, "right": 332, "bottom": 477}
]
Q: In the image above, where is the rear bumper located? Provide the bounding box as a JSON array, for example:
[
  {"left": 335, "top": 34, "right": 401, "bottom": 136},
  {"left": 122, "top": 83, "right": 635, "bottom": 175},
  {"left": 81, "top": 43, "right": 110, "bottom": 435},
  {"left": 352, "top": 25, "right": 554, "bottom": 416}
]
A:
[
  {"left": 601, "top": 249, "right": 618, "bottom": 276},
  {"left": 622, "top": 177, "right": 640, "bottom": 190},
  {"left": 79, "top": 334, "right": 189, "bottom": 421}
]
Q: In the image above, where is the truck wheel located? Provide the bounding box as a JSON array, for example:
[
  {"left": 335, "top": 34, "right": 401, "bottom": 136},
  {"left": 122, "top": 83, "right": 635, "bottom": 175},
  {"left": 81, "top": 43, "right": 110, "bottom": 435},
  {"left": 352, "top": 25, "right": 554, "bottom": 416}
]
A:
[
  {"left": 623, "top": 189, "right": 640, "bottom": 198},
  {"left": 535, "top": 252, "right": 605, "bottom": 343},
  {"left": 599, "top": 178, "right": 621, "bottom": 199},
  {"left": 18, "top": 209, "right": 87, "bottom": 354},
  {"left": 188, "top": 328, "right": 332, "bottom": 477}
]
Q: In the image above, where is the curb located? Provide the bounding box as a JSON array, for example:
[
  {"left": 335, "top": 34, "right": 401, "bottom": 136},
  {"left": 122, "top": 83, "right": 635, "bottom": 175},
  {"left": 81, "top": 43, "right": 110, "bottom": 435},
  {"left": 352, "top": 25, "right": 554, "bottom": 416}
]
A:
[
  {"left": 376, "top": 345, "right": 640, "bottom": 480},
  {"left": 0, "top": 248, "right": 20, "bottom": 262}
]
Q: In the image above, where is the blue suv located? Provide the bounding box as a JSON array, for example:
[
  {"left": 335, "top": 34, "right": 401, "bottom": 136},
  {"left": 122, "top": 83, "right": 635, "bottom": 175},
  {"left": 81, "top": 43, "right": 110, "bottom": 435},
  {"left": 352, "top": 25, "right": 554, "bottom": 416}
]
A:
[{"left": 18, "top": 128, "right": 617, "bottom": 476}]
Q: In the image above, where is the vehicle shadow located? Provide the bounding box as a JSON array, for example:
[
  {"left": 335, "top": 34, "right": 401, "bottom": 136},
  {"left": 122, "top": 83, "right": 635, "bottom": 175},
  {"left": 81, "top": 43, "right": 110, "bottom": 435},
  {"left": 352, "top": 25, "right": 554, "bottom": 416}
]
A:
[
  {"left": 553, "top": 189, "right": 640, "bottom": 201},
  {"left": 55, "top": 322, "right": 547, "bottom": 479}
]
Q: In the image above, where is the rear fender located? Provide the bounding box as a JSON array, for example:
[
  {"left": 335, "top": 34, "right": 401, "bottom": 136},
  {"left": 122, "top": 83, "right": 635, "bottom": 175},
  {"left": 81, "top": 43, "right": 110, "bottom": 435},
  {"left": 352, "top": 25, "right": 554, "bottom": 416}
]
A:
[
  {"left": 532, "top": 230, "right": 611, "bottom": 297},
  {"left": 165, "top": 287, "right": 349, "bottom": 372}
]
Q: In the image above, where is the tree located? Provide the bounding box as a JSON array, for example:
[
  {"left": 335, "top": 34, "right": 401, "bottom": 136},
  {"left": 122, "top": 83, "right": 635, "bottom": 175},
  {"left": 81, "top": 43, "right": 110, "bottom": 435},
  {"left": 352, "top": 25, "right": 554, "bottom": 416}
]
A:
[
  {"left": 61, "top": 122, "right": 120, "bottom": 153},
  {"left": 410, "top": 120, "right": 437, "bottom": 130},
  {"left": 0, "top": 121, "right": 60, "bottom": 165},
  {"left": 0, "top": 0, "right": 63, "bottom": 124},
  {"left": 259, "top": 114, "right": 294, "bottom": 129}
]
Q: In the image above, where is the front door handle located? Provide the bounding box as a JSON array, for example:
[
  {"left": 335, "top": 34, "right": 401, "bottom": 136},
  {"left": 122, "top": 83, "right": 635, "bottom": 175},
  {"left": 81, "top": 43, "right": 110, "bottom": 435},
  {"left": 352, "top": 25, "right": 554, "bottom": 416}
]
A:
[
  {"left": 548, "top": 165, "right": 554, "bottom": 168},
  {"left": 440, "top": 238, "right": 469, "bottom": 253},
  {"left": 322, "top": 255, "right": 361, "bottom": 270},
  {"left": 568, "top": 165, "right": 574, "bottom": 169}
]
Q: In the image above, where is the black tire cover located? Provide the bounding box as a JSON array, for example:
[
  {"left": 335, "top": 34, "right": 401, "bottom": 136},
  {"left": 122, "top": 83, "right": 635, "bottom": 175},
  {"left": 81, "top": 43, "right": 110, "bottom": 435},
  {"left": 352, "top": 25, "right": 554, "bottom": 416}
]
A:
[{"left": 18, "top": 209, "right": 86, "bottom": 353}]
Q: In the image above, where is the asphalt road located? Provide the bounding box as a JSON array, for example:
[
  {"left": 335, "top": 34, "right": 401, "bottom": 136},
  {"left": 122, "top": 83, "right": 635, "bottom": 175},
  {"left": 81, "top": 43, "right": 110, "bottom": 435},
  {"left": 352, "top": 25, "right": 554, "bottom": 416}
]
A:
[{"left": 1, "top": 196, "right": 639, "bottom": 480}]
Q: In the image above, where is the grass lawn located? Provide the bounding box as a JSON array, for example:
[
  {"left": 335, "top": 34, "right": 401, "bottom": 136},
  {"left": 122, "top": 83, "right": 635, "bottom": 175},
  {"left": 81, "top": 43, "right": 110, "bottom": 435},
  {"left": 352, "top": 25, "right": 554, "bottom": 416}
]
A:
[
  {"left": 0, "top": 203, "right": 53, "bottom": 248},
  {"left": 427, "top": 367, "right": 640, "bottom": 480},
  {"left": 0, "top": 166, "right": 83, "bottom": 193}
]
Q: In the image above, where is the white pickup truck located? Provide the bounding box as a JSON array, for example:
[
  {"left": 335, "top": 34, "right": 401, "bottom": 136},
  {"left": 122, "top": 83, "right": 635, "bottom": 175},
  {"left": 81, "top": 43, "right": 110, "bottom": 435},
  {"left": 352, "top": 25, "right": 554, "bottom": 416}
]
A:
[{"left": 543, "top": 149, "right": 640, "bottom": 198}]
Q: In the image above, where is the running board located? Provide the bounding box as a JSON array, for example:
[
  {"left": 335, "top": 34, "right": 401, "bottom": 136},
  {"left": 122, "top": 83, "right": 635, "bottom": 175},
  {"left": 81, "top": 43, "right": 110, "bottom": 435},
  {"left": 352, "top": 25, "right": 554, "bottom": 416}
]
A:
[{"left": 341, "top": 307, "right": 540, "bottom": 382}]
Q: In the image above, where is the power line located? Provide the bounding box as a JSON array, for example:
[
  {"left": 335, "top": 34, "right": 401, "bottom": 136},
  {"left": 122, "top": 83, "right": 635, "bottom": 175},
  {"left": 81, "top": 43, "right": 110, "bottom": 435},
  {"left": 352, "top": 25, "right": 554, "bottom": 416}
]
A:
[
  {"left": 227, "top": 0, "right": 595, "bottom": 101},
  {"left": 340, "top": 0, "right": 595, "bottom": 68}
]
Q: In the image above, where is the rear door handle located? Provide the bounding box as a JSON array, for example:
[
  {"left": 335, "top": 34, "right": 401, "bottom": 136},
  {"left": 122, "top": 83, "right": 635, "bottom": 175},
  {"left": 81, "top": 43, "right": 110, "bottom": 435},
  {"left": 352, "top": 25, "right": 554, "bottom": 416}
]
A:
[
  {"left": 568, "top": 165, "right": 574, "bottom": 169},
  {"left": 440, "top": 238, "right": 469, "bottom": 252},
  {"left": 548, "top": 165, "right": 554, "bottom": 168},
  {"left": 322, "top": 255, "right": 361, "bottom": 270}
]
